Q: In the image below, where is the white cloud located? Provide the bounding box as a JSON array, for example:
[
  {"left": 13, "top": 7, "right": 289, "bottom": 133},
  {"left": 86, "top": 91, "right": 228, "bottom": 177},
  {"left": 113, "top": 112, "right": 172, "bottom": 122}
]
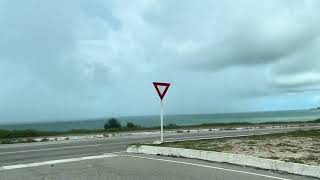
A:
[{"left": 273, "top": 72, "right": 320, "bottom": 87}]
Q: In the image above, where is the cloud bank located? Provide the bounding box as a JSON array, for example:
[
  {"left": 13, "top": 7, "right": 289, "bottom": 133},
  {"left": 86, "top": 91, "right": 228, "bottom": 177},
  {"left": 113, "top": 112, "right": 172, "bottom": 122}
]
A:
[{"left": 1, "top": 0, "right": 320, "bottom": 123}]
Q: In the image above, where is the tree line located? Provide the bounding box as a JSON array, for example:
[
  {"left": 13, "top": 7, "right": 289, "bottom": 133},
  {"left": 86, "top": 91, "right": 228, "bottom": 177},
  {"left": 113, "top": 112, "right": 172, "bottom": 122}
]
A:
[{"left": 104, "top": 118, "right": 137, "bottom": 130}]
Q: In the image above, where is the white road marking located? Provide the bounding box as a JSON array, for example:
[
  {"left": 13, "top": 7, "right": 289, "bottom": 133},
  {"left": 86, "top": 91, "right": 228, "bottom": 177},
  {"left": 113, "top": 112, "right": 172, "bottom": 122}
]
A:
[
  {"left": 122, "top": 154, "right": 292, "bottom": 180},
  {"left": 0, "top": 154, "right": 117, "bottom": 171}
]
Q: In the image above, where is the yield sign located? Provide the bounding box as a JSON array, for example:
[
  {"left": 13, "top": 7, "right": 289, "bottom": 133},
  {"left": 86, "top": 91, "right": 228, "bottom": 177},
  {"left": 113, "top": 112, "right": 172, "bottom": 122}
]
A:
[{"left": 153, "top": 82, "right": 171, "bottom": 101}]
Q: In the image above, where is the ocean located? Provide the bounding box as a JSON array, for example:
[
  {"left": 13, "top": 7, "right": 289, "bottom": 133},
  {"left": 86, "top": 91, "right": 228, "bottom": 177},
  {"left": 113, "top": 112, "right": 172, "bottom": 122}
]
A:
[{"left": 0, "top": 110, "right": 320, "bottom": 132}]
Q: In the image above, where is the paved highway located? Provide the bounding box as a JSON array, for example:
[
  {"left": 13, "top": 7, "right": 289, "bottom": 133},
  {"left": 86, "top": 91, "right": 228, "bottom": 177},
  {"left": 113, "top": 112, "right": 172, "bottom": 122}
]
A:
[
  {"left": 0, "top": 126, "right": 318, "bottom": 179},
  {"left": 0, "top": 126, "right": 314, "bottom": 166},
  {"left": 0, "top": 153, "right": 317, "bottom": 180}
]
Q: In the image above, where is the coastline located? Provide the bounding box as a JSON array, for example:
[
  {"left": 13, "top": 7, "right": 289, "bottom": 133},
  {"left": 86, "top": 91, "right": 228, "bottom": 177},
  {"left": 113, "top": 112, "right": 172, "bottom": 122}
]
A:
[
  {"left": 1, "top": 119, "right": 319, "bottom": 144},
  {"left": 2, "top": 109, "right": 320, "bottom": 131}
]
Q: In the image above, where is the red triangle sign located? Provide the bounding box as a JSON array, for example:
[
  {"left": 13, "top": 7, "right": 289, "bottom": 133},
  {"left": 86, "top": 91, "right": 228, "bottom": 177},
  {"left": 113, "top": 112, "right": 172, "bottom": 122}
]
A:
[{"left": 153, "top": 82, "right": 171, "bottom": 101}]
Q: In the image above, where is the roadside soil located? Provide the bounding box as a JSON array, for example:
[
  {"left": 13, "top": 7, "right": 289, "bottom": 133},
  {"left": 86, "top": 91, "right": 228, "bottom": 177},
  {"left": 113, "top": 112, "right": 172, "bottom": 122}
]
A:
[{"left": 160, "top": 129, "right": 320, "bottom": 166}]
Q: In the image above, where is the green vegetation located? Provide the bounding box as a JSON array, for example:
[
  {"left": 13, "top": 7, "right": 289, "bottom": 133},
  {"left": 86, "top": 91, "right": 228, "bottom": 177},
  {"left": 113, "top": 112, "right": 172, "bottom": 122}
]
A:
[
  {"left": 313, "top": 118, "right": 320, "bottom": 123},
  {"left": 0, "top": 129, "right": 61, "bottom": 139},
  {"left": 126, "top": 122, "right": 136, "bottom": 128},
  {"left": 268, "top": 156, "right": 280, "bottom": 160},
  {"left": 104, "top": 118, "right": 122, "bottom": 129},
  {"left": 284, "top": 157, "right": 305, "bottom": 164},
  {"left": 0, "top": 129, "right": 104, "bottom": 140}
]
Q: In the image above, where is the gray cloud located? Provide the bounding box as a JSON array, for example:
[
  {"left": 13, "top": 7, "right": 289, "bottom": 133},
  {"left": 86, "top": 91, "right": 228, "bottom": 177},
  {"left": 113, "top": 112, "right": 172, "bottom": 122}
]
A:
[
  {"left": 150, "top": 0, "right": 319, "bottom": 70},
  {"left": 0, "top": 1, "right": 113, "bottom": 121},
  {"left": 142, "top": 0, "right": 320, "bottom": 94},
  {"left": 1, "top": 0, "right": 320, "bottom": 123},
  {"left": 269, "top": 36, "right": 320, "bottom": 91}
]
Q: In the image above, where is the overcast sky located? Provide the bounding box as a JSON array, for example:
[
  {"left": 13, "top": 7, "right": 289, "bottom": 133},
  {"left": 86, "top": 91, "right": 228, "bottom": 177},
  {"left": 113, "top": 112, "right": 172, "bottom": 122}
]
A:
[{"left": 1, "top": 0, "right": 320, "bottom": 123}]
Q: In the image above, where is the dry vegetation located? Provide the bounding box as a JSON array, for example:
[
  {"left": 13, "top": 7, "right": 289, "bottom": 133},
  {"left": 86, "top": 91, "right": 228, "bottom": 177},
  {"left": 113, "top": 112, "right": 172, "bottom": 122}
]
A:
[{"left": 160, "top": 129, "right": 320, "bottom": 165}]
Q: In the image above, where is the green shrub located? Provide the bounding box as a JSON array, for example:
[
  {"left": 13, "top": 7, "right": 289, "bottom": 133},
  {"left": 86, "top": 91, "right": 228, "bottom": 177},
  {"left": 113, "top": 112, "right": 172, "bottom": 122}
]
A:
[
  {"left": 104, "top": 118, "right": 121, "bottom": 129},
  {"left": 126, "top": 122, "right": 136, "bottom": 129}
]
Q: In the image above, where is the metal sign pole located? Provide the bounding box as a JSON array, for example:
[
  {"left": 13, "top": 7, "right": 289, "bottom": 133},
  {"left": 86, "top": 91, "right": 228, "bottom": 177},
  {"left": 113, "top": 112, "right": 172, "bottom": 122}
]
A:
[
  {"left": 152, "top": 82, "right": 170, "bottom": 144},
  {"left": 160, "top": 100, "right": 163, "bottom": 143}
]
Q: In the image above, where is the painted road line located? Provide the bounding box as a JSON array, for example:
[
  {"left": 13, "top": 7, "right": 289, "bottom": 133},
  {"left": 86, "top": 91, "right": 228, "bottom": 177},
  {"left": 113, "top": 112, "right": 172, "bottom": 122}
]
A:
[
  {"left": 0, "top": 154, "right": 117, "bottom": 171},
  {"left": 122, "top": 154, "right": 292, "bottom": 180}
]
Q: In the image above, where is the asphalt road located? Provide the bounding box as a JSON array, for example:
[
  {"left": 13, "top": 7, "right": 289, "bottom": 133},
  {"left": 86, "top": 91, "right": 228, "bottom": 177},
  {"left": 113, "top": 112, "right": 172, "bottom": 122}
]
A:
[
  {"left": 0, "top": 153, "right": 317, "bottom": 180},
  {"left": 0, "top": 126, "right": 315, "bottom": 166},
  {"left": 0, "top": 126, "right": 318, "bottom": 180}
]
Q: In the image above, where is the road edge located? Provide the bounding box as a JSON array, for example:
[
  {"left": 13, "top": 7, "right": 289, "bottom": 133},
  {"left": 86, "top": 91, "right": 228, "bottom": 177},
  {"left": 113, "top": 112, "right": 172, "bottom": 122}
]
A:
[{"left": 127, "top": 145, "right": 320, "bottom": 179}]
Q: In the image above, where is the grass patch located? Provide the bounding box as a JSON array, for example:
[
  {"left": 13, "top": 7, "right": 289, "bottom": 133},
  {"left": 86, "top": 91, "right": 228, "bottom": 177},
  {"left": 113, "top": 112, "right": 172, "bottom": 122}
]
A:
[
  {"left": 284, "top": 158, "right": 305, "bottom": 164},
  {"left": 0, "top": 129, "right": 107, "bottom": 139},
  {"left": 0, "top": 139, "right": 14, "bottom": 144},
  {"left": 268, "top": 156, "right": 280, "bottom": 160},
  {"left": 246, "top": 141, "right": 257, "bottom": 145}
]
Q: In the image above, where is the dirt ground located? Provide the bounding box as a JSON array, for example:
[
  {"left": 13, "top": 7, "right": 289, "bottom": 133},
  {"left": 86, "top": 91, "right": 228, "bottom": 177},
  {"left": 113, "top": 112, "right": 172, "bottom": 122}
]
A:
[{"left": 161, "top": 129, "right": 320, "bottom": 166}]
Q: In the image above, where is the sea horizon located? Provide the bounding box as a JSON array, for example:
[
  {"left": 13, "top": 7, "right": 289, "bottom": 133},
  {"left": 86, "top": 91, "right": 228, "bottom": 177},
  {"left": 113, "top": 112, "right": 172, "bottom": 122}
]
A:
[{"left": 0, "top": 109, "right": 319, "bottom": 132}]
